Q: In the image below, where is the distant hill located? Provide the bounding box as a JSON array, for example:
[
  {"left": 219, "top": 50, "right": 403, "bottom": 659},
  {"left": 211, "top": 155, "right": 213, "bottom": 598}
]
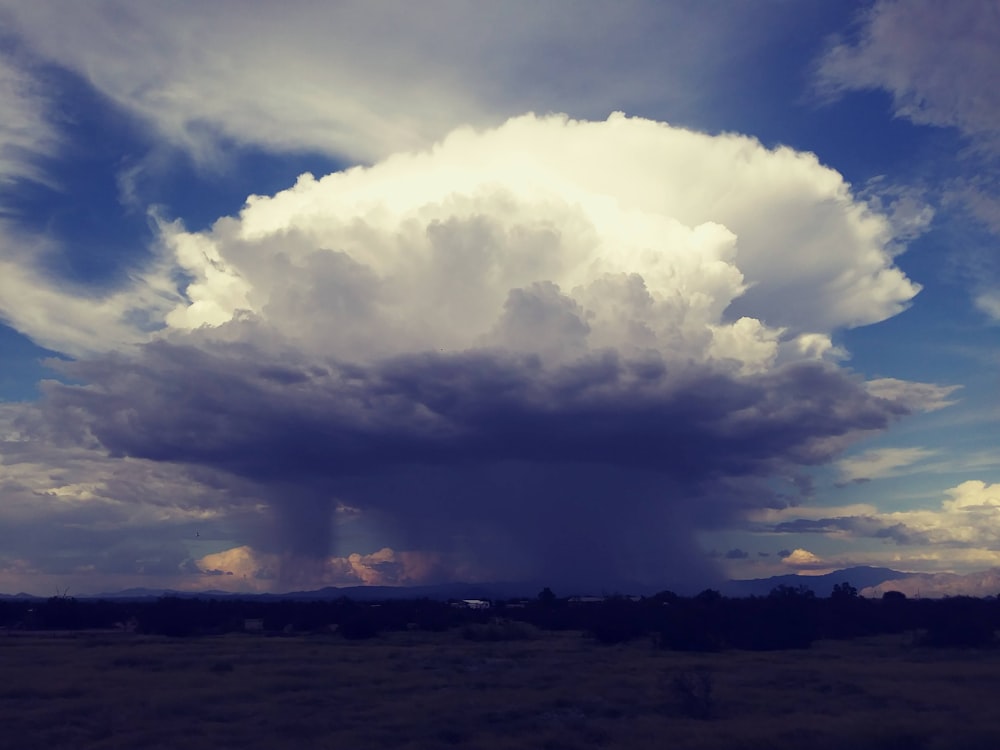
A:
[
  {"left": 5, "top": 567, "right": 979, "bottom": 601},
  {"left": 89, "top": 588, "right": 238, "bottom": 600},
  {"left": 719, "top": 566, "right": 913, "bottom": 598},
  {"left": 859, "top": 568, "right": 1000, "bottom": 598},
  {"left": 80, "top": 582, "right": 547, "bottom": 602},
  {"left": 265, "top": 582, "right": 536, "bottom": 601},
  {"left": 87, "top": 580, "right": 664, "bottom": 602}
]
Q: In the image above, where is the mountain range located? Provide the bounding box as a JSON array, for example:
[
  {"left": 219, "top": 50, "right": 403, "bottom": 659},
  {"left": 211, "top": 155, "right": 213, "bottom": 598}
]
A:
[{"left": 7, "top": 566, "right": 981, "bottom": 601}]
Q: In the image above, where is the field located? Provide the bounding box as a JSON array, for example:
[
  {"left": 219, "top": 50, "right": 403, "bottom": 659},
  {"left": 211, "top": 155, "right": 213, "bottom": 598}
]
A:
[{"left": 1, "top": 629, "right": 999, "bottom": 750}]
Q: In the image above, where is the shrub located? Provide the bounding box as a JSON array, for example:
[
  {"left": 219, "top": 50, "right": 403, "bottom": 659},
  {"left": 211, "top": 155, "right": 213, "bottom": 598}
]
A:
[
  {"left": 729, "top": 598, "right": 817, "bottom": 650},
  {"left": 670, "top": 669, "right": 715, "bottom": 719},
  {"left": 588, "top": 600, "right": 649, "bottom": 644},
  {"left": 338, "top": 612, "right": 380, "bottom": 640},
  {"left": 658, "top": 610, "right": 724, "bottom": 652},
  {"left": 920, "top": 598, "right": 996, "bottom": 648}
]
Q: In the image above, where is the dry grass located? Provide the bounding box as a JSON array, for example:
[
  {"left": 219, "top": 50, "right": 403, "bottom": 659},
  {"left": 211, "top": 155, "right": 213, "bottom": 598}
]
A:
[{"left": 1, "top": 629, "right": 999, "bottom": 749}]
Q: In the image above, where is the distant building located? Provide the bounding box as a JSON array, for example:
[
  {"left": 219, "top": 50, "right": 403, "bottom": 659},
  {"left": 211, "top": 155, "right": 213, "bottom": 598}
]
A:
[
  {"left": 451, "top": 599, "right": 491, "bottom": 610},
  {"left": 244, "top": 618, "right": 264, "bottom": 632}
]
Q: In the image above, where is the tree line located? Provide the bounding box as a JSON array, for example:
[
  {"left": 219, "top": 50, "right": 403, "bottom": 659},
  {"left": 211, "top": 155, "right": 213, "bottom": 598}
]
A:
[{"left": 2, "top": 583, "right": 998, "bottom": 649}]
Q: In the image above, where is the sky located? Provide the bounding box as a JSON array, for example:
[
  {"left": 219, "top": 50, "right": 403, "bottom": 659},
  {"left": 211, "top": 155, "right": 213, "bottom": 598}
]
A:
[{"left": 0, "top": 0, "right": 998, "bottom": 596}]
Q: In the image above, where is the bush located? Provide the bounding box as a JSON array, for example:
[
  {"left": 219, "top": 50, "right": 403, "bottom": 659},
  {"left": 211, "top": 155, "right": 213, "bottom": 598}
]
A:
[
  {"left": 658, "top": 610, "right": 724, "bottom": 652},
  {"left": 587, "top": 599, "right": 649, "bottom": 644},
  {"left": 920, "top": 598, "right": 996, "bottom": 648},
  {"left": 338, "top": 611, "right": 380, "bottom": 640},
  {"left": 729, "top": 599, "right": 816, "bottom": 651},
  {"left": 670, "top": 669, "right": 715, "bottom": 719}
]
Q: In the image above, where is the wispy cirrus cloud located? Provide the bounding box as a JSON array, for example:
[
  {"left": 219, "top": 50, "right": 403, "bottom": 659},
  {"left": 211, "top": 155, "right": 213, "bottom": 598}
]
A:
[
  {"left": 816, "top": 0, "right": 1000, "bottom": 153},
  {"left": 0, "top": 1, "right": 783, "bottom": 166},
  {"left": 0, "top": 50, "right": 57, "bottom": 187},
  {"left": 755, "top": 481, "right": 1000, "bottom": 572},
  {"left": 816, "top": 0, "right": 1000, "bottom": 321},
  {"left": 836, "top": 446, "right": 938, "bottom": 484}
]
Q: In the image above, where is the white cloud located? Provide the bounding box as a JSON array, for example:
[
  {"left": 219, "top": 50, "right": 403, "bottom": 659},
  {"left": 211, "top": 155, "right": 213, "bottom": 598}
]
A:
[
  {"left": 756, "top": 480, "right": 1000, "bottom": 569},
  {"left": 781, "top": 548, "right": 827, "bottom": 570},
  {"left": 0, "top": 232, "right": 181, "bottom": 356},
  {"left": 864, "top": 378, "right": 960, "bottom": 412},
  {"left": 0, "top": 402, "right": 254, "bottom": 530},
  {"left": 194, "top": 546, "right": 274, "bottom": 589},
  {"left": 836, "top": 446, "right": 937, "bottom": 483},
  {"left": 858, "top": 178, "right": 935, "bottom": 244},
  {"left": 0, "top": 1, "right": 786, "bottom": 166},
  {"left": 748, "top": 503, "right": 880, "bottom": 525},
  {"left": 0, "top": 51, "right": 181, "bottom": 357},
  {"left": 4, "top": 1, "right": 478, "bottom": 164},
  {"left": 816, "top": 1, "right": 1000, "bottom": 322},
  {"left": 195, "top": 544, "right": 444, "bottom": 590},
  {"left": 975, "top": 291, "right": 1000, "bottom": 321},
  {"left": 0, "top": 52, "right": 57, "bottom": 185},
  {"left": 817, "top": 0, "right": 1000, "bottom": 153},
  {"left": 872, "top": 479, "right": 1000, "bottom": 542},
  {"left": 0, "top": 55, "right": 184, "bottom": 356},
  {"left": 940, "top": 480, "right": 1000, "bottom": 511},
  {"left": 947, "top": 179, "right": 1000, "bottom": 236},
  {"left": 155, "top": 113, "right": 917, "bottom": 375},
  {"left": 0, "top": 113, "right": 920, "bottom": 365}
]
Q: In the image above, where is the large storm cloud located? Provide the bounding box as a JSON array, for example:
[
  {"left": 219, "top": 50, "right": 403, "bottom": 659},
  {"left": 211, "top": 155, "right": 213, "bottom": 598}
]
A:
[{"left": 33, "top": 114, "right": 930, "bottom": 590}]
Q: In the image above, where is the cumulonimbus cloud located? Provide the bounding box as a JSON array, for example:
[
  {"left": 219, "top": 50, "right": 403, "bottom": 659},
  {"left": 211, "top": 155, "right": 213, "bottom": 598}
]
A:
[{"left": 10, "top": 113, "right": 945, "bottom": 589}]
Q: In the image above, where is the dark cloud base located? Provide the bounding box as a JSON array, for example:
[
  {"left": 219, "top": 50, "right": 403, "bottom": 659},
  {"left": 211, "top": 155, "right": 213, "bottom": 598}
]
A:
[{"left": 39, "top": 338, "right": 914, "bottom": 589}]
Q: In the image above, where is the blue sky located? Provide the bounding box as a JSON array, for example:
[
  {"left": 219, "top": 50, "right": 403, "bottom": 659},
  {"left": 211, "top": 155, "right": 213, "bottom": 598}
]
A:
[{"left": 0, "top": 0, "right": 998, "bottom": 595}]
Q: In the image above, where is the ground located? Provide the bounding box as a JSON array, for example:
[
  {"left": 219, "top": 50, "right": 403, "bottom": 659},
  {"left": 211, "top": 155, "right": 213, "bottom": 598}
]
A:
[{"left": 1, "top": 629, "right": 998, "bottom": 749}]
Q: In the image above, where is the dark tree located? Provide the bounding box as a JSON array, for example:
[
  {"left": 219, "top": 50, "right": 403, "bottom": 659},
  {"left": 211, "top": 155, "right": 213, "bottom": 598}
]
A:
[
  {"left": 768, "top": 584, "right": 815, "bottom": 601},
  {"left": 537, "top": 587, "right": 557, "bottom": 606},
  {"left": 831, "top": 582, "right": 858, "bottom": 600}
]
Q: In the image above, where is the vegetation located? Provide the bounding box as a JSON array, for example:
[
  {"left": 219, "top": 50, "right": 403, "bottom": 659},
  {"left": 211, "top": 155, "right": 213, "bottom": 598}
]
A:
[
  {"left": 2, "top": 629, "right": 1000, "bottom": 749},
  {"left": 3, "top": 584, "right": 1000, "bottom": 649}
]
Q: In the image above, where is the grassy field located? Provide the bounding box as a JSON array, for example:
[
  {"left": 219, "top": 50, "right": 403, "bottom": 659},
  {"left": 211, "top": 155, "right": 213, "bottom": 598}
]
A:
[{"left": 1, "top": 628, "right": 999, "bottom": 750}]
